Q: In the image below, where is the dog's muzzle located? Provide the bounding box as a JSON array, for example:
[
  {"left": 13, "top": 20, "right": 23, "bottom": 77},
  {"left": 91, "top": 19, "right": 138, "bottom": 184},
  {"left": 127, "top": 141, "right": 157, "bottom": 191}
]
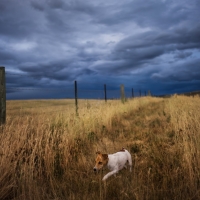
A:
[{"left": 93, "top": 167, "right": 97, "bottom": 172}]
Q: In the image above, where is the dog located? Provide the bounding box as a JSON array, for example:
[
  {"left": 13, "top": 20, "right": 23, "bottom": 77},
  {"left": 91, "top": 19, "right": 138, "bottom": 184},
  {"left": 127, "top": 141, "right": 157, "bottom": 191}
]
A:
[{"left": 93, "top": 148, "right": 132, "bottom": 181}]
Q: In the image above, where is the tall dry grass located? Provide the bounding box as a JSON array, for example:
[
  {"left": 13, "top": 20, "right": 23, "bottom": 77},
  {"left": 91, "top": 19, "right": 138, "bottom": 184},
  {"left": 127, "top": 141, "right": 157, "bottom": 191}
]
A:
[
  {"left": 167, "top": 95, "right": 200, "bottom": 198},
  {"left": 0, "top": 96, "right": 200, "bottom": 199}
]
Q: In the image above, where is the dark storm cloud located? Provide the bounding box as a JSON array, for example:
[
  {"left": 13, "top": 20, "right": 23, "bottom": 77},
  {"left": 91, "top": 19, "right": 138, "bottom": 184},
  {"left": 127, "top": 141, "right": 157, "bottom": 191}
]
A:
[
  {"left": 0, "top": 1, "right": 39, "bottom": 38},
  {"left": 31, "top": 1, "right": 45, "bottom": 11},
  {"left": 17, "top": 59, "right": 96, "bottom": 83},
  {"left": 94, "top": 0, "right": 199, "bottom": 29},
  {"left": 0, "top": 0, "right": 199, "bottom": 99},
  {"left": 115, "top": 25, "right": 200, "bottom": 52},
  {"left": 174, "top": 52, "right": 193, "bottom": 59},
  {"left": 0, "top": 50, "right": 16, "bottom": 62},
  {"left": 152, "top": 58, "right": 200, "bottom": 82},
  {"left": 98, "top": 23, "right": 200, "bottom": 74}
]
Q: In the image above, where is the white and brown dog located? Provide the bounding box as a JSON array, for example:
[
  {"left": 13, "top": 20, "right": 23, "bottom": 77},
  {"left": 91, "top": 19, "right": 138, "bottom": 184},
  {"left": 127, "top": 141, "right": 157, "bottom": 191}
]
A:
[{"left": 93, "top": 148, "right": 132, "bottom": 181}]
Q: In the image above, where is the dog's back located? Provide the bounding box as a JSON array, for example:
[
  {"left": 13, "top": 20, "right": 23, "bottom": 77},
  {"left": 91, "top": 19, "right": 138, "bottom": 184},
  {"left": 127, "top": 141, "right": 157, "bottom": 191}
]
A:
[{"left": 108, "top": 149, "right": 132, "bottom": 172}]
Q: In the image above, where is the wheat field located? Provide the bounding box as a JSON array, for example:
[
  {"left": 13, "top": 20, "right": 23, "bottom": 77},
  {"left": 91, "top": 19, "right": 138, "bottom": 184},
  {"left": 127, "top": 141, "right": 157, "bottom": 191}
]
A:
[{"left": 0, "top": 95, "right": 200, "bottom": 200}]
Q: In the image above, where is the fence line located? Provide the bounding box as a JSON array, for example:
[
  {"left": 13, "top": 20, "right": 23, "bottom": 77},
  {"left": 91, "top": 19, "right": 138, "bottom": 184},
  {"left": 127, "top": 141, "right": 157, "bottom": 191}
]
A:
[
  {"left": 6, "top": 88, "right": 136, "bottom": 103},
  {"left": 0, "top": 67, "right": 151, "bottom": 124}
]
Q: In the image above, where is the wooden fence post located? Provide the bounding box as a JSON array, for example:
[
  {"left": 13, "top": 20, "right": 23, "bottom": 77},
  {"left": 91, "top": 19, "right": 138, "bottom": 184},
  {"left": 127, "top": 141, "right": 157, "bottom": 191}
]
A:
[
  {"left": 132, "top": 88, "right": 134, "bottom": 98},
  {"left": 0, "top": 67, "right": 6, "bottom": 125},
  {"left": 139, "top": 89, "right": 141, "bottom": 97},
  {"left": 104, "top": 84, "right": 107, "bottom": 102},
  {"left": 120, "top": 84, "right": 126, "bottom": 103},
  {"left": 74, "top": 80, "right": 78, "bottom": 116}
]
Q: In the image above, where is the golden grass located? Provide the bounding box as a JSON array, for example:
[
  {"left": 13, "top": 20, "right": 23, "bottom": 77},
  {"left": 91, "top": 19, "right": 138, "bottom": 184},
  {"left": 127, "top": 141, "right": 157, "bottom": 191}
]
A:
[{"left": 0, "top": 96, "right": 200, "bottom": 199}]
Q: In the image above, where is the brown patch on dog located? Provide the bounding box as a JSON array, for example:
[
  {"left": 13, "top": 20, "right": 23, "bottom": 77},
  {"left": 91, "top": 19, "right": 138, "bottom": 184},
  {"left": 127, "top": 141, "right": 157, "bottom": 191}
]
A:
[{"left": 119, "top": 147, "right": 125, "bottom": 152}]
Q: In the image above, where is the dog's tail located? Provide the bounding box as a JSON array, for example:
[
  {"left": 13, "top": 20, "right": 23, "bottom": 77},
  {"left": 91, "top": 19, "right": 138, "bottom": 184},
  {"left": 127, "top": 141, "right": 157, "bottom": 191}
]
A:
[{"left": 125, "top": 149, "right": 132, "bottom": 172}]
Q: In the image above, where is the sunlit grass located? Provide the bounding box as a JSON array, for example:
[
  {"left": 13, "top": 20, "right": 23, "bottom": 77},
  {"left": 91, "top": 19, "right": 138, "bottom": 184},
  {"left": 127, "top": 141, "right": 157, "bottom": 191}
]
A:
[{"left": 1, "top": 95, "right": 200, "bottom": 199}]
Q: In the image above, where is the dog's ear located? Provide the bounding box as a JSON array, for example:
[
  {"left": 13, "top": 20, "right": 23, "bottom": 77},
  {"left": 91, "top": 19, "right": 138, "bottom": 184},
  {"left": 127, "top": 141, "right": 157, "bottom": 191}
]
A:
[
  {"left": 96, "top": 151, "right": 101, "bottom": 155},
  {"left": 102, "top": 154, "right": 108, "bottom": 160}
]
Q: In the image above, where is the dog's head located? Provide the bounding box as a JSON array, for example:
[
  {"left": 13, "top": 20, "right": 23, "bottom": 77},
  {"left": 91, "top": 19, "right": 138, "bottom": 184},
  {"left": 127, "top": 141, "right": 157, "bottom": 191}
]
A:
[{"left": 93, "top": 151, "right": 108, "bottom": 172}]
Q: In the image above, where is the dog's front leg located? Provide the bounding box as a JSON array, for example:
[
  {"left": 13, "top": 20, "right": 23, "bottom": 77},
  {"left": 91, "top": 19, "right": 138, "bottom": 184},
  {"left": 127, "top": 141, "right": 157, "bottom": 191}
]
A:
[{"left": 102, "top": 170, "right": 118, "bottom": 181}]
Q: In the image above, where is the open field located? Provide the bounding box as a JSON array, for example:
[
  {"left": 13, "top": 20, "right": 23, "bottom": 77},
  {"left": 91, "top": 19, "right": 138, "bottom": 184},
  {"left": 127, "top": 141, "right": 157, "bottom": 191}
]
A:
[{"left": 1, "top": 96, "right": 200, "bottom": 200}]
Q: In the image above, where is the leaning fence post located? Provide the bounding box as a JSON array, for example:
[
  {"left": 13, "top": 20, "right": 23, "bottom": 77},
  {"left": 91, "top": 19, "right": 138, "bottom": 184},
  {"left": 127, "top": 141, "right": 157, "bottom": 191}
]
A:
[
  {"left": 74, "top": 80, "right": 78, "bottom": 116},
  {"left": 104, "top": 84, "right": 107, "bottom": 102},
  {"left": 0, "top": 67, "right": 6, "bottom": 125},
  {"left": 120, "top": 84, "right": 126, "bottom": 103}
]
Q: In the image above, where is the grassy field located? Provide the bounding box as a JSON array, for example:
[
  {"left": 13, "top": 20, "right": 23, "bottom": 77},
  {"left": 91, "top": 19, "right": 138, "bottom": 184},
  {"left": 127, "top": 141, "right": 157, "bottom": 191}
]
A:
[{"left": 1, "top": 96, "right": 200, "bottom": 200}]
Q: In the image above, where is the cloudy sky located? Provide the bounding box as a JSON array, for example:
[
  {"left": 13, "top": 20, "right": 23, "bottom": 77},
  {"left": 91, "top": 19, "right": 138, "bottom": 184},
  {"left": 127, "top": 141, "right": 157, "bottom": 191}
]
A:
[{"left": 0, "top": 0, "right": 200, "bottom": 99}]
